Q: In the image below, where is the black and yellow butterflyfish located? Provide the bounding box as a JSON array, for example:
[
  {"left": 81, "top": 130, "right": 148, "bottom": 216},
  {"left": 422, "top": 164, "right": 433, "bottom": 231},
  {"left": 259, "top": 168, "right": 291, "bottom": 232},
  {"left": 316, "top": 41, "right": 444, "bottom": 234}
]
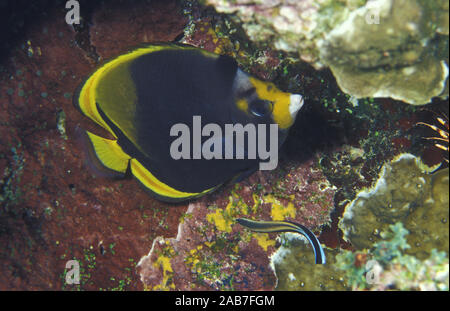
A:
[{"left": 74, "top": 43, "right": 304, "bottom": 202}]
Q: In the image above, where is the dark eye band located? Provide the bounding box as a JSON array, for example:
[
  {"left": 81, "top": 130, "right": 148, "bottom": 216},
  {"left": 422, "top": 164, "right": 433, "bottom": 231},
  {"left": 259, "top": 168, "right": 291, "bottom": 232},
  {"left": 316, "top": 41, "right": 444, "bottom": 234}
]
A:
[{"left": 239, "top": 87, "right": 256, "bottom": 99}]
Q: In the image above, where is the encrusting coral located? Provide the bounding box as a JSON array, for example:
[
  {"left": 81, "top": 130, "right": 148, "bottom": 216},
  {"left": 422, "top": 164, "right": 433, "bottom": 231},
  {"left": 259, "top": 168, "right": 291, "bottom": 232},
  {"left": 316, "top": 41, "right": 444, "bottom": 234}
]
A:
[
  {"left": 339, "top": 154, "right": 449, "bottom": 258},
  {"left": 205, "top": 0, "right": 449, "bottom": 105}
]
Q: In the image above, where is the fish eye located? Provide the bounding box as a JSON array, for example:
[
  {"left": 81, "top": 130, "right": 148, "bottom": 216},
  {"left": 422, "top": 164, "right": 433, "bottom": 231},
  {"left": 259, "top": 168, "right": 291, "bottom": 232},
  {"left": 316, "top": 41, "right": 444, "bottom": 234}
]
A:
[{"left": 249, "top": 99, "right": 273, "bottom": 117}]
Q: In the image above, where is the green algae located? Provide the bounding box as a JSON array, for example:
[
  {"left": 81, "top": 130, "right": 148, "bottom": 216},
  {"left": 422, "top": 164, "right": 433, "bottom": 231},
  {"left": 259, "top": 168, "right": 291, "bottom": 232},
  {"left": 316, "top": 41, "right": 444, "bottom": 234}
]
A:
[{"left": 0, "top": 146, "right": 25, "bottom": 209}]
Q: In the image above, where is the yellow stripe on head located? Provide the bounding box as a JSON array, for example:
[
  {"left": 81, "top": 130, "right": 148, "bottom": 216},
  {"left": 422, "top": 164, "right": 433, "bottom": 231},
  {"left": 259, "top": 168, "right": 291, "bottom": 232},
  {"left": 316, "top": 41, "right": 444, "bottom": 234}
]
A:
[{"left": 249, "top": 77, "right": 293, "bottom": 129}]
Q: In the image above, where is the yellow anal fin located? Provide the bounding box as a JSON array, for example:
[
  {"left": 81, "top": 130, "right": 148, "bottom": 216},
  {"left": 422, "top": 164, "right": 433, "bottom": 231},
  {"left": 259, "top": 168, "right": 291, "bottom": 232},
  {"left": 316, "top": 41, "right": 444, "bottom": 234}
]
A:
[
  {"left": 130, "top": 159, "right": 215, "bottom": 201},
  {"left": 86, "top": 131, "right": 131, "bottom": 174}
]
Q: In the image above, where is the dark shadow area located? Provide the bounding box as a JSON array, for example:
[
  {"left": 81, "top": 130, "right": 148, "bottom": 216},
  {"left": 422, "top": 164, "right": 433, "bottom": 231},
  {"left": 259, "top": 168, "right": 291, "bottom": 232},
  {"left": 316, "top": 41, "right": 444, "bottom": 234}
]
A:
[
  {"left": 0, "top": 0, "right": 164, "bottom": 63},
  {"left": 411, "top": 98, "right": 449, "bottom": 169},
  {"left": 2, "top": 1, "right": 70, "bottom": 62},
  {"left": 283, "top": 100, "right": 344, "bottom": 162},
  {"left": 280, "top": 67, "right": 349, "bottom": 164}
]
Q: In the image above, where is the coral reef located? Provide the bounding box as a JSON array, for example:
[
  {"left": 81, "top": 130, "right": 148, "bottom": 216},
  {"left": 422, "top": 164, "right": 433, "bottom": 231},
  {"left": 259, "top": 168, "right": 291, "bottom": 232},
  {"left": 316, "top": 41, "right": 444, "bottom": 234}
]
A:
[
  {"left": 336, "top": 222, "right": 449, "bottom": 290},
  {"left": 137, "top": 156, "right": 336, "bottom": 290},
  {"left": 205, "top": 0, "right": 449, "bottom": 105},
  {"left": 271, "top": 233, "right": 349, "bottom": 290},
  {"left": 273, "top": 206, "right": 448, "bottom": 291},
  {"left": 0, "top": 0, "right": 448, "bottom": 291},
  {"left": 318, "top": 0, "right": 449, "bottom": 105},
  {"left": 0, "top": 0, "right": 189, "bottom": 290},
  {"left": 271, "top": 153, "right": 448, "bottom": 291},
  {"left": 340, "top": 154, "right": 449, "bottom": 259}
]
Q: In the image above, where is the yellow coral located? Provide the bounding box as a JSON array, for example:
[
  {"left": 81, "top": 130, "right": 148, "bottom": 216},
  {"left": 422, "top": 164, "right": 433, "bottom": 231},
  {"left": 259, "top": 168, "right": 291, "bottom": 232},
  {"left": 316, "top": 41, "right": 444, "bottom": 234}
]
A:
[
  {"left": 264, "top": 194, "right": 296, "bottom": 221},
  {"left": 207, "top": 208, "right": 232, "bottom": 232},
  {"left": 254, "top": 233, "right": 276, "bottom": 251},
  {"left": 153, "top": 255, "right": 174, "bottom": 290},
  {"left": 206, "top": 194, "right": 251, "bottom": 232}
]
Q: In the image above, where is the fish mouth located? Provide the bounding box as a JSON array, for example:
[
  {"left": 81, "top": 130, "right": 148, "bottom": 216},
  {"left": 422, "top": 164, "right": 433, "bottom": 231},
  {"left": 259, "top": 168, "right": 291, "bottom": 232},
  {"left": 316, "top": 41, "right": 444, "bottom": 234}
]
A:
[{"left": 289, "top": 94, "right": 304, "bottom": 119}]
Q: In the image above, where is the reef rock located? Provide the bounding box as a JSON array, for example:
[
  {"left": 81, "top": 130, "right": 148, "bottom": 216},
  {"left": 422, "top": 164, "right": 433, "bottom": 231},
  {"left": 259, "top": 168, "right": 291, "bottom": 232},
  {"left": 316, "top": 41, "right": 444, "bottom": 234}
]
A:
[
  {"left": 136, "top": 156, "right": 336, "bottom": 290},
  {"left": 318, "top": 0, "right": 449, "bottom": 105},
  {"left": 271, "top": 233, "right": 349, "bottom": 291},
  {"left": 336, "top": 223, "right": 449, "bottom": 290},
  {"left": 339, "top": 154, "right": 449, "bottom": 260},
  {"left": 205, "top": 0, "right": 449, "bottom": 105}
]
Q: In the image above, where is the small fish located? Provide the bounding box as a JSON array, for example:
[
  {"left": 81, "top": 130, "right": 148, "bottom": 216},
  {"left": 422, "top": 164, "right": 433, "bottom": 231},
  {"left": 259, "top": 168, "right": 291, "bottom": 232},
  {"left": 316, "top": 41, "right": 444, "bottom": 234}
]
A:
[{"left": 236, "top": 218, "right": 326, "bottom": 264}]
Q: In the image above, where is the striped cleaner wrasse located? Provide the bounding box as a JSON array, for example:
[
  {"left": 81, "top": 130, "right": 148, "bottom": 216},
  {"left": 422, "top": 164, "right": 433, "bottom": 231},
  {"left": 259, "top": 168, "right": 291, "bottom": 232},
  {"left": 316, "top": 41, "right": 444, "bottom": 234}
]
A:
[{"left": 236, "top": 218, "right": 326, "bottom": 264}]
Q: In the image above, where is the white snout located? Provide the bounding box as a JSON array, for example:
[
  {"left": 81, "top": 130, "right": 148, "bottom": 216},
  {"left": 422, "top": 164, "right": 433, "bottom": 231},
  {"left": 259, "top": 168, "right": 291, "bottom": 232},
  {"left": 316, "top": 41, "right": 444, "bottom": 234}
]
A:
[{"left": 289, "top": 94, "right": 304, "bottom": 118}]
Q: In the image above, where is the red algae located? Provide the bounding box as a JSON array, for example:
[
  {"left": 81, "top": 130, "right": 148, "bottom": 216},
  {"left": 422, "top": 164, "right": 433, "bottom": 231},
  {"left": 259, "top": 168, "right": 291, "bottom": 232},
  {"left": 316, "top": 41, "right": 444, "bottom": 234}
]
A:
[
  {"left": 90, "top": 0, "right": 187, "bottom": 59},
  {"left": 137, "top": 155, "right": 335, "bottom": 290},
  {"left": 0, "top": 1, "right": 187, "bottom": 290}
]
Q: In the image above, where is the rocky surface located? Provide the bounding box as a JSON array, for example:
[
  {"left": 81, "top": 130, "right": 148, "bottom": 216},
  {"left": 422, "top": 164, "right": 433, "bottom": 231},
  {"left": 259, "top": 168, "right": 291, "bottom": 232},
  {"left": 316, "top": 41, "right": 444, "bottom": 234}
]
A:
[
  {"left": 0, "top": 0, "right": 448, "bottom": 290},
  {"left": 205, "top": 0, "right": 449, "bottom": 105},
  {"left": 340, "top": 154, "right": 449, "bottom": 259}
]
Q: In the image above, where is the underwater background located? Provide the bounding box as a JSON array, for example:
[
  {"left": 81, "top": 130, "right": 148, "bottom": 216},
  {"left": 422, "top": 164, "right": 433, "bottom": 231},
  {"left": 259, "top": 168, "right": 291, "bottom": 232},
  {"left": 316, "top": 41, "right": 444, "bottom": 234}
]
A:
[{"left": 0, "top": 0, "right": 448, "bottom": 290}]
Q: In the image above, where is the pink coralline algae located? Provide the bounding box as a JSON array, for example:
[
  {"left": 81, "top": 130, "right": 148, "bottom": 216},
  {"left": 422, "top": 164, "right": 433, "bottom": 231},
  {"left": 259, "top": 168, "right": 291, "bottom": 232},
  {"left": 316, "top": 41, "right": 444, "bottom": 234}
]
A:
[{"left": 137, "top": 156, "right": 335, "bottom": 290}]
